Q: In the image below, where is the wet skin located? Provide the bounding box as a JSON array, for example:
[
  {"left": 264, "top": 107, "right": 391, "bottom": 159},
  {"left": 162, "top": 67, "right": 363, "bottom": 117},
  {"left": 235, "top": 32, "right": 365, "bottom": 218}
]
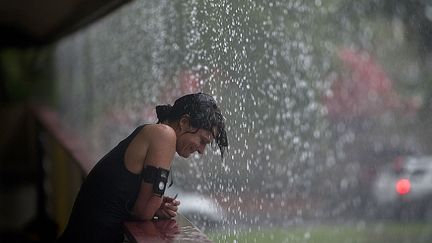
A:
[{"left": 176, "top": 128, "right": 214, "bottom": 158}]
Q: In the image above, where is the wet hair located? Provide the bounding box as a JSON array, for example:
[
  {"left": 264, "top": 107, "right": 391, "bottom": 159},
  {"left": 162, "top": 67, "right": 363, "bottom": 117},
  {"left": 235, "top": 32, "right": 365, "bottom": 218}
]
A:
[{"left": 156, "top": 92, "right": 228, "bottom": 158}]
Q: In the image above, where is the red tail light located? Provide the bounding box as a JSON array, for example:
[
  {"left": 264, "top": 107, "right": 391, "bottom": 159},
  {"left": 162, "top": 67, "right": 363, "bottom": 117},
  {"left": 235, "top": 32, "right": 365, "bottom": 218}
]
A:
[{"left": 396, "top": 178, "right": 411, "bottom": 195}]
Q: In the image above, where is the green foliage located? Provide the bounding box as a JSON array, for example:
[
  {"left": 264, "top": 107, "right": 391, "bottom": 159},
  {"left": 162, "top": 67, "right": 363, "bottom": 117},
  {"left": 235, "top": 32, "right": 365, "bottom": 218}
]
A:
[{"left": 209, "top": 222, "right": 432, "bottom": 243}]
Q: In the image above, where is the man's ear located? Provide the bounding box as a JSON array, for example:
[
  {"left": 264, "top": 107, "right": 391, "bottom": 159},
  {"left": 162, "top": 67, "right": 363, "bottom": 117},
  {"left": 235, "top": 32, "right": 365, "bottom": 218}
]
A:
[{"left": 179, "top": 115, "right": 190, "bottom": 131}]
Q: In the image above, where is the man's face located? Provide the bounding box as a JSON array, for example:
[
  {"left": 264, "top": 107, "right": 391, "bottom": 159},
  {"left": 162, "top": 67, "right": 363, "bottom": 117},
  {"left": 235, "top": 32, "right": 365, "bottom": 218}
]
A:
[{"left": 176, "top": 128, "right": 214, "bottom": 158}]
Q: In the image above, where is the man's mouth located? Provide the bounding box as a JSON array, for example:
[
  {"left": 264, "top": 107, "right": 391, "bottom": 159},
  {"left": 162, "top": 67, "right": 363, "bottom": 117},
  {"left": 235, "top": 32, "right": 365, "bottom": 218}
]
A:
[{"left": 189, "top": 147, "right": 195, "bottom": 154}]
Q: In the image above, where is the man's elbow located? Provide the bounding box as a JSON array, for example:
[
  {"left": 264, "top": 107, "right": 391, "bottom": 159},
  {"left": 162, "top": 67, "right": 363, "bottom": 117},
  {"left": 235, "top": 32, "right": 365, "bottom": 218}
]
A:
[{"left": 135, "top": 195, "right": 162, "bottom": 220}]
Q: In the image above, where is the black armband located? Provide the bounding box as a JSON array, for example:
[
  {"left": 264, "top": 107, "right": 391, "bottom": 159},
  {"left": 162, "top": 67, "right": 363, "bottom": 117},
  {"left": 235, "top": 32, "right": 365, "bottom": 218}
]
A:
[{"left": 142, "top": 165, "right": 170, "bottom": 197}]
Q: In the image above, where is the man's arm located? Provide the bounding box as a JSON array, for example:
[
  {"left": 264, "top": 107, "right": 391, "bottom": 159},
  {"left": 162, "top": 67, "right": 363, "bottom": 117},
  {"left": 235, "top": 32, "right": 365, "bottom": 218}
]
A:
[{"left": 127, "top": 124, "right": 176, "bottom": 220}]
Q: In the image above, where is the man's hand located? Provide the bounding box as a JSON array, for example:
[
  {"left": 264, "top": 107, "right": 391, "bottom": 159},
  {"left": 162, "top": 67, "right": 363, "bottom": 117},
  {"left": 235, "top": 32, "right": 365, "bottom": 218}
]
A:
[{"left": 155, "top": 196, "right": 180, "bottom": 219}]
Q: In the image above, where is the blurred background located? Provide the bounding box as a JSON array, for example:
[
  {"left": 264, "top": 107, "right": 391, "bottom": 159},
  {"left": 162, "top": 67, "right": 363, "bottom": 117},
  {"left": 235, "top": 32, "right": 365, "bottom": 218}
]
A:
[{"left": 1, "top": 0, "right": 432, "bottom": 242}]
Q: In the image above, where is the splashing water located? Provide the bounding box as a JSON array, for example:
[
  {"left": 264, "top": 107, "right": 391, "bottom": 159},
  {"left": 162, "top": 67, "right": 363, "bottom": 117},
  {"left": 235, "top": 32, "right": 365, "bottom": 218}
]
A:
[{"left": 54, "top": 0, "right": 432, "bottom": 242}]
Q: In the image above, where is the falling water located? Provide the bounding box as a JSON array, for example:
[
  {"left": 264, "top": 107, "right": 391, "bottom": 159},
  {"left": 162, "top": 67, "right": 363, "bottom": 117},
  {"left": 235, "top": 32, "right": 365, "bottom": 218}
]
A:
[{"left": 54, "top": 0, "right": 432, "bottom": 242}]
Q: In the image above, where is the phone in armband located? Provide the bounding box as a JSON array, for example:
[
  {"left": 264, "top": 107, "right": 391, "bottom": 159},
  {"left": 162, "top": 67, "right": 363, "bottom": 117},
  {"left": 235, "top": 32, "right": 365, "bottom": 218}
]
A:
[{"left": 142, "top": 165, "right": 170, "bottom": 197}]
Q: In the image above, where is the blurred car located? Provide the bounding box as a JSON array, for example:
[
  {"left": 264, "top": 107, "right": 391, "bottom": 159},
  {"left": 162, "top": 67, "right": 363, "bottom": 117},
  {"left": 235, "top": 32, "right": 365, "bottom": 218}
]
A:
[
  {"left": 164, "top": 186, "right": 226, "bottom": 229},
  {"left": 372, "top": 156, "right": 432, "bottom": 221}
]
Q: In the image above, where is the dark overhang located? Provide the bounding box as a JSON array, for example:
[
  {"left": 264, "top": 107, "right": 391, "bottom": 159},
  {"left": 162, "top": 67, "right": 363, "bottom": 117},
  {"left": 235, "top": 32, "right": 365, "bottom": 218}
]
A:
[{"left": 0, "top": 0, "right": 132, "bottom": 48}]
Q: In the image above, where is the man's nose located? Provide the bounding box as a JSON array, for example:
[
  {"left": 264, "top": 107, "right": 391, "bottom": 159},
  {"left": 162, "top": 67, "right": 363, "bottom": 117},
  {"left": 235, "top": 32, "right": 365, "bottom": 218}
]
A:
[{"left": 198, "top": 144, "right": 206, "bottom": 154}]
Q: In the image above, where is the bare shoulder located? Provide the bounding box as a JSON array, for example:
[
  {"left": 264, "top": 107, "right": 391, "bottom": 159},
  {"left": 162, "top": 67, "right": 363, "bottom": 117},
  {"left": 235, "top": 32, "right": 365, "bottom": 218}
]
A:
[
  {"left": 124, "top": 124, "right": 176, "bottom": 173},
  {"left": 139, "top": 124, "right": 176, "bottom": 169},
  {"left": 140, "top": 124, "right": 176, "bottom": 146}
]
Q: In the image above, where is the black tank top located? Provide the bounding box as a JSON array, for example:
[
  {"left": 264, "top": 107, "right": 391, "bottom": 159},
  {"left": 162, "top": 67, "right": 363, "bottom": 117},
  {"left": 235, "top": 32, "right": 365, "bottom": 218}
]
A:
[{"left": 57, "top": 125, "right": 145, "bottom": 243}]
